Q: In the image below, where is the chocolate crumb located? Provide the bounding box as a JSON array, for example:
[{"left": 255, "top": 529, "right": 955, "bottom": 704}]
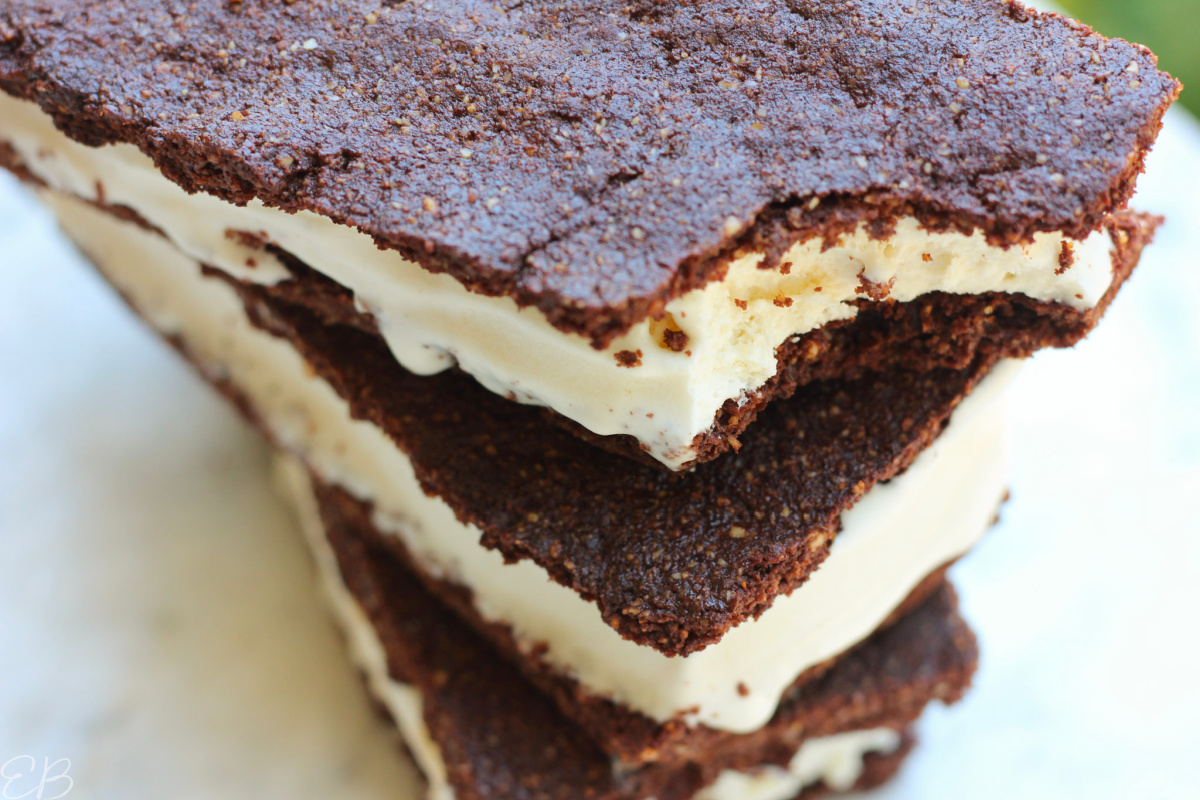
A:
[
  {"left": 1057, "top": 240, "right": 1076, "bottom": 274},
  {"left": 857, "top": 271, "right": 896, "bottom": 301},
  {"left": 224, "top": 229, "right": 267, "bottom": 249},
  {"left": 662, "top": 329, "right": 689, "bottom": 353},
  {"left": 615, "top": 349, "right": 643, "bottom": 368}
]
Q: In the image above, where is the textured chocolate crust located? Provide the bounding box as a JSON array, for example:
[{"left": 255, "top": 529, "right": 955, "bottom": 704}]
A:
[
  {"left": 229, "top": 261, "right": 998, "bottom": 656},
  {"left": 0, "top": 0, "right": 1179, "bottom": 345},
  {"left": 321, "top": 478, "right": 976, "bottom": 800},
  {"left": 314, "top": 470, "right": 970, "bottom": 767}
]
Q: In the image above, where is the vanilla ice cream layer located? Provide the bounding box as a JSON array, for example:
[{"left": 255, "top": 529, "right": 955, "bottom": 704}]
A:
[
  {"left": 279, "top": 452, "right": 902, "bottom": 800},
  {"left": 45, "top": 190, "right": 1012, "bottom": 733},
  {"left": 4, "top": 92, "right": 1097, "bottom": 469}
]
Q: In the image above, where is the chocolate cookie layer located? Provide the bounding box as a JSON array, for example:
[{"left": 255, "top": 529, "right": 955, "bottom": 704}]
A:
[
  {"left": 0, "top": 0, "right": 1179, "bottom": 345},
  {"left": 229, "top": 264, "right": 998, "bottom": 656},
  {"left": 313, "top": 469, "right": 969, "bottom": 766},
  {"left": 320, "top": 473, "right": 976, "bottom": 800}
]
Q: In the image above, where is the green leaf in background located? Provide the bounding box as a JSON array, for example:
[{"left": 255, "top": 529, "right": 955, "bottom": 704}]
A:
[{"left": 1059, "top": 0, "right": 1194, "bottom": 111}]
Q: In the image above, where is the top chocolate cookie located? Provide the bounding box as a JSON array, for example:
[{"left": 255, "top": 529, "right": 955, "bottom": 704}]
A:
[{"left": 0, "top": 0, "right": 1179, "bottom": 345}]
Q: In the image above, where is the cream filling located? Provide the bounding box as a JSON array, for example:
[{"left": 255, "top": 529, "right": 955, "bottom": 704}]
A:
[
  {"left": 44, "top": 189, "right": 1012, "bottom": 733},
  {"left": 2, "top": 92, "right": 1103, "bottom": 469},
  {"left": 694, "top": 728, "right": 902, "bottom": 800},
  {"left": 277, "top": 454, "right": 902, "bottom": 800},
  {"left": 278, "top": 455, "right": 455, "bottom": 800}
]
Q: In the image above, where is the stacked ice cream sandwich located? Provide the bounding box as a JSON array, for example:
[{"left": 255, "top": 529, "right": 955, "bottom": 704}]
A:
[{"left": 1, "top": 1, "right": 1179, "bottom": 797}]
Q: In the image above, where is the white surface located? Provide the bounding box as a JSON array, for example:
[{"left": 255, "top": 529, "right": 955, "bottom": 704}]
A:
[
  {"left": 0, "top": 92, "right": 1112, "bottom": 470},
  {"left": 33, "top": 182, "right": 1019, "bottom": 733},
  {"left": 0, "top": 107, "right": 1198, "bottom": 799}
]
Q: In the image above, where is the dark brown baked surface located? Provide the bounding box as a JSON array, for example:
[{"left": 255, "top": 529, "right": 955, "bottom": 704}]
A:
[
  {"left": 321, "top": 474, "right": 976, "bottom": 800},
  {"left": 314, "top": 469, "right": 971, "bottom": 767},
  {"left": 0, "top": 0, "right": 1179, "bottom": 345},
  {"left": 231, "top": 262, "right": 998, "bottom": 657}
]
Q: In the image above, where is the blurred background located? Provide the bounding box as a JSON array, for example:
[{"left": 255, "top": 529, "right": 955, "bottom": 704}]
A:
[{"left": 1063, "top": 0, "right": 1195, "bottom": 111}]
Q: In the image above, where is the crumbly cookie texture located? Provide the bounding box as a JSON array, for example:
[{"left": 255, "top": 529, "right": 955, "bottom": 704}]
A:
[{"left": 0, "top": 0, "right": 1179, "bottom": 344}]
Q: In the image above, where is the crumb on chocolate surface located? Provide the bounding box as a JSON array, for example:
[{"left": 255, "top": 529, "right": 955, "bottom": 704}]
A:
[{"left": 856, "top": 272, "right": 895, "bottom": 302}]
